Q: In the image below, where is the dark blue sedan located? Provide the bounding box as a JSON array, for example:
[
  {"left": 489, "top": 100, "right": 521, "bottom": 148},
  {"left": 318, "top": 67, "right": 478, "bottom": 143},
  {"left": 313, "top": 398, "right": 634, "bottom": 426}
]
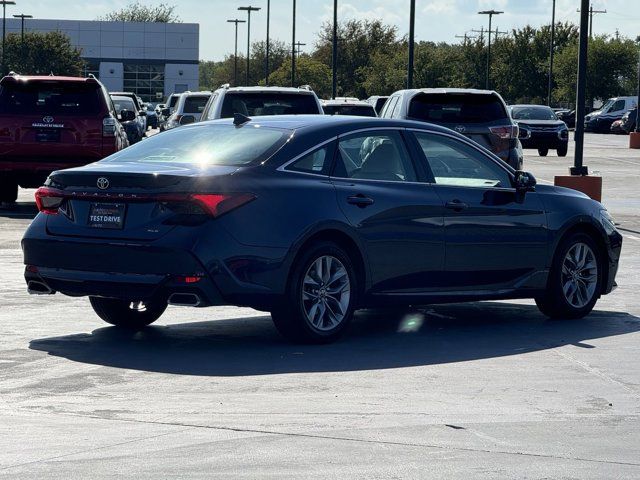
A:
[{"left": 23, "top": 115, "right": 622, "bottom": 343}]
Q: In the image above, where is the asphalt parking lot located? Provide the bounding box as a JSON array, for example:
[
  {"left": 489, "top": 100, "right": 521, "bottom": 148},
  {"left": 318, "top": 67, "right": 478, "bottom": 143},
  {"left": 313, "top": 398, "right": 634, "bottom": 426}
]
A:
[{"left": 0, "top": 133, "right": 639, "bottom": 478}]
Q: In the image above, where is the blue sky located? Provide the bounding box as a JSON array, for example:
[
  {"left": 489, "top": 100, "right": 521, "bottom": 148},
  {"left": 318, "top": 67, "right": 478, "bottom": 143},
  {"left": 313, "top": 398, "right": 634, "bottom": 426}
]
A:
[{"left": 25, "top": 0, "right": 640, "bottom": 61}]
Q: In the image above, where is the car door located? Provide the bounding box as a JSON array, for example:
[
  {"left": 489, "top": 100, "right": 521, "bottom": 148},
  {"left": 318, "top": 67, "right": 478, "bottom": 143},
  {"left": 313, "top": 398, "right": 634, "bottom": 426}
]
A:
[
  {"left": 330, "top": 128, "right": 445, "bottom": 294},
  {"left": 409, "top": 129, "right": 548, "bottom": 291}
]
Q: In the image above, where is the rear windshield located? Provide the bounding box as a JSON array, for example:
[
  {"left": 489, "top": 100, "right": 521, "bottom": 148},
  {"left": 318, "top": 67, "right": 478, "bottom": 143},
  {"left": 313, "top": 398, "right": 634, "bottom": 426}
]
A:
[
  {"left": 103, "top": 123, "right": 288, "bottom": 166},
  {"left": 510, "top": 106, "right": 556, "bottom": 120},
  {"left": 183, "top": 95, "right": 210, "bottom": 114},
  {"left": 0, "top": 81, "right": 103, "bottom": 115},
  {"left": 323, "top": 105, "right": 377, "bottom": 117},
  {"left": 168, "top": 95, "right": 179, "bottom": 109},
  {"left": 221, "top": 92, "right": 319, "bottom": 118},
  {"left": 409, "top": 93, "right": 507, "bottom": 123},
  {"left": 111, "top": 97, "right": 136, "bottom": 113}
]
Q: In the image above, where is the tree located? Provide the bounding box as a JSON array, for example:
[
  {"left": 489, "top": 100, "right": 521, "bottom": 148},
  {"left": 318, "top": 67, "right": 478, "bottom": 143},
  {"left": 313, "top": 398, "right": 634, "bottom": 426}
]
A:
[
  {"left": 266, "top": 56, "right": 332, "bottom": 98},
  {"left": 97, "top": 2, "right": 180, "bottom": 23},
  {"left": 2, "top": 31, "right": 84, "bottom": 77}
]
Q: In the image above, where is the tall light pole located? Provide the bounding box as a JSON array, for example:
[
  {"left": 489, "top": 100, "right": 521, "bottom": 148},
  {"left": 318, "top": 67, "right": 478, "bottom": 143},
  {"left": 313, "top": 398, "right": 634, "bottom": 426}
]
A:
[
  {"left": 547, "top": 0, "right": 556, "bottom": 106},
  {"left": 265, "top": 0, "right": 270, "bottom": 85},
  {"left": 13, "top": 12, "right": 30, "bottom": 43},
  {"left": 572, "top": 0, "right": 590, "bottom": 175},
  {"left": 227, "top": 19, "right": 245, "bottom": 86},
  {"left": 407, "top": 0, "right": 415, "bottom": 89},
  {"left": 478, "top": 9, "right": 503, "bottom": 90},
  {"left": 238, "top": 5, "right": 260, "bottom": 86},
  {"left": 1, "top": 1, "right": 16, "bottom": 77},
  {"left": 331, "top": 0, "right": 338, "bottom": 98},
  {"left": 291, "top": 0, "right": 296, "bottom": 87}
]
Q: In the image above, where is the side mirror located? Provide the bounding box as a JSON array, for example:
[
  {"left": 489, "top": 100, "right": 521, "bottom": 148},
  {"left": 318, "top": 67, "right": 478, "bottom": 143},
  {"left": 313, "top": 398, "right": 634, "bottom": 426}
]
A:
[
  {"left": 139, "top": 110, "right": 147, "bottom": 116},
  {"left": 120, "top": 109, "right": 135, "bottom": 122},
  {"left": 162, "top": 108, "right": 171, "bottom": 117},
  {"left": 514, "top": 170, "right": 536, "bottom": 192},
  {"left": 179, "top": 115, "right": 196, "bottom": 126}
]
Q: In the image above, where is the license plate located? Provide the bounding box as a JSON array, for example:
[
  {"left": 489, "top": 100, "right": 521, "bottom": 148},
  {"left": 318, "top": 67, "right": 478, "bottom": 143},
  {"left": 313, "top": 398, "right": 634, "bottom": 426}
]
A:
[
  {"left": 35, "top": 129, "right": 61, "bottom": 143},
  {"left": 88, "top": 203, "right": 126, "bottom": 229}
]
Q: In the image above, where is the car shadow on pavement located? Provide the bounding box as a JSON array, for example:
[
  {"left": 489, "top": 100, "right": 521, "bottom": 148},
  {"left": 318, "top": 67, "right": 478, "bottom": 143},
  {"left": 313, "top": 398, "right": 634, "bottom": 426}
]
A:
[
  {"left": 0, "top": 202, "right": 37, "bottom": 219},
  {"left": 29, "top": 302, "right": 640, "bottom": 376}
]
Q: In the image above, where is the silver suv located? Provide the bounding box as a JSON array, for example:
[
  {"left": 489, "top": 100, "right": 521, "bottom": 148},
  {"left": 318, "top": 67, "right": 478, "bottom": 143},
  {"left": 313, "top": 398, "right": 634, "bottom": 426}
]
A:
[
  {"left": 164, "top": 91, "right": 212, "bottom": 130},
  {"left": 199, "top": 85, "right": 324, "bottom": 121}
]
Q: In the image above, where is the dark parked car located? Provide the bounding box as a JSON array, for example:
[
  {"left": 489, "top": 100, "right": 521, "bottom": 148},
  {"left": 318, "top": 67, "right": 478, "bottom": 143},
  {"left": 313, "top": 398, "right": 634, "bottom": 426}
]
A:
[
  {"left": 110, "top": 91, "right": 147, "bottom": 131},
  {"left": 111, "top": 95, "right": 143, "bottom": 144},
  {"left": 0, "top": 74, "right": 129, "bottom": 203},
  {"left": 23, "top": 116, "right": 621, "bottom": 343},
  {"left": 584, "top": 96, "right": 637, "bottom": 133},
  {"left": 144, "top": 103, "right": 159, "bottom": 129},
  {"left": 509, "top": 105, "right": 569, "bottom": 157},
  {"left": 380, "top": 88, "right": 523, "bottom": 169}
]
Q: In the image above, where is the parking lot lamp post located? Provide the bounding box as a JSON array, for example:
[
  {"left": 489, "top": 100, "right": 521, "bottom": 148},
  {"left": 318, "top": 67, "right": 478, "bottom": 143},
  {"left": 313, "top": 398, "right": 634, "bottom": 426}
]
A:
[
  {"left": 572, "top": 0, "right": 589, "bottom": 175},
  {"left": 478, "top": 9, "right": 503, "bottom": 90},
  {"left": 1, "top": 1, "right": 16, "bottom": 77},
  {"left": 13, "top": 13, "right": 29, "bottom": 43},
  {"left": 332, "top": 0, "right": 337, "bottom": 98},
  {"left": 291, "top": 0, "right": 296, "bottom": 87},
  {"left": 265, "top": 0, "right": 270, "bottom": 85},
  {"left": 547, "top": 0, "right": 556, "bottom": 106},
  {"left": 238, "top": 6, "right": 260, "bottom": 86},
  {"left": 407, "top": 0, "right": 415, "bottom": 89},
  {"left": 227, "top": 19, "right": 246, "bottom": 87}
]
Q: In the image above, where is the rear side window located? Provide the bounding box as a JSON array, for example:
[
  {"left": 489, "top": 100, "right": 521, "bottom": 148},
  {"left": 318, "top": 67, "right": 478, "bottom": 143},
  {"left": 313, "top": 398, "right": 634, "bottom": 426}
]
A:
[
  {"left": 221, "top": 92, "right": 319, "bottom": 118},
  {"left": 168, "top": 95, "right": 179, "bottom": 109},
  {"left": 0, "top": 81, "right": 103, "bottom": 115},
  {"left": 409, "top": 93, "right": 507, "bottom": 123},
  {"left": 183, "top": 95, "right": 210, "bottom": 114},
  {"left": 380, "top": 96, "right": 398, "bottom": 118},
  {"left": 286, "top": 145, "right": 331, "bottom": 174}
]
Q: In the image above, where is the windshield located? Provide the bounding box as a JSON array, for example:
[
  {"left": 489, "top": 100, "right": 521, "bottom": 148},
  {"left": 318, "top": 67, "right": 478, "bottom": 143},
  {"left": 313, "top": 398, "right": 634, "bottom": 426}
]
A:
[
  {"left": 409, "top": 93, "right": 507, "bottom": 123},
  {"left": 323, "top": 105, "right": 377, "bottom": 117},
  {"left": 111, "top": 97, "right": 136, "bottom": 113},
  {"left": 183, "top": 95, "right": 210, "bottom": 114},
  {"left": 102, "top": 123, "right": 289, "bottom": 166},
  {"left": 510, "top": 106, "right": 557, "bottom": 120},
  {"left": 221, "top": 92, "right": 319, "bottom": 118},
  {"left": 0, "top": 81, "right": 103, "bottom": 115}
]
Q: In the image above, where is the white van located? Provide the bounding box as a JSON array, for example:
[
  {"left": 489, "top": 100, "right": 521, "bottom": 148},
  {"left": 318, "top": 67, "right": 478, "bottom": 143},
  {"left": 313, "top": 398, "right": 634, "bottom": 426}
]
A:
[{"left": 585, "top": 96, "right": 638, "bottom": 132}]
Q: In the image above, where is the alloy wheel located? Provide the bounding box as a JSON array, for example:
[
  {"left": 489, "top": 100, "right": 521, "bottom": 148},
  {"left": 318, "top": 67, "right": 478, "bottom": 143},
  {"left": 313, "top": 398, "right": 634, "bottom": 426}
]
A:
[
  {"left": 302, "top": 255, "right": 351, "bottom": 331},
  {"left": 561, "top": 242, "right": 598, "bottom": 308}
]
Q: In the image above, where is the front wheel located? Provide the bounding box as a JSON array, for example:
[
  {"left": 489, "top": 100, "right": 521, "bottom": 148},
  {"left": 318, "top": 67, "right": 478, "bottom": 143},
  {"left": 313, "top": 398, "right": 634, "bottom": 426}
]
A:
[
  {"left": 557, "top": 145, "right": 568, "bottom": 157},
  {"left": 271, "top": 242, "right": 357, "bottom": 343},
  {"left": 535, "top": 233, "right": 602, "bottom": 319},
  {"left": 89, "top": 297, "right": 167, "bottom": 329},
  {"left": 538, "top": 148, "right": 549, "bottom": 157}
]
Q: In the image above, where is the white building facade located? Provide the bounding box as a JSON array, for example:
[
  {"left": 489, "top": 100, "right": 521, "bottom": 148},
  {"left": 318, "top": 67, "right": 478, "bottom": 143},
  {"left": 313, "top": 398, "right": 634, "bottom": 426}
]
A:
[{"left": 2, "top": 18, "right": 199, "bottom": 102}]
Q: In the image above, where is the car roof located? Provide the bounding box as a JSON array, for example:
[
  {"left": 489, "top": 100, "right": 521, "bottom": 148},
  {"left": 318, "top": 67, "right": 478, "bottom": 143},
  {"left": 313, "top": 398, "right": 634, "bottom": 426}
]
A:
[
  {"left": 219, "top": 86, "right": 316, "bottom": 94},
  {"left": 395, "top": 88, "right": 499, "bottom": 97},
  {"left": 195, "top": 114, "right": 461, "bottom": 137},
  {"left": 510, "top": 104, "right": 552, "bottom": 108},
  {"left": 322, "top": 99, "right": 373, "bottom": 107},
  {"left": 0, "top": 75, "right": 102, "bottom": 86}
]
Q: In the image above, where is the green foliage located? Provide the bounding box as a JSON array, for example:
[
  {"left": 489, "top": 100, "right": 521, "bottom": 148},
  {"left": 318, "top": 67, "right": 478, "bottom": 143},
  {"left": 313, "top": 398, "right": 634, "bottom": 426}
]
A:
[
  {"left": 2, "top": 31, "right": 84, "bottom": 77},
  {"left": 264, "top": 56, "right": 332, "bottom": 98},
  {"left": 97, "top": 2, "right": 180, "bottom": 23}
]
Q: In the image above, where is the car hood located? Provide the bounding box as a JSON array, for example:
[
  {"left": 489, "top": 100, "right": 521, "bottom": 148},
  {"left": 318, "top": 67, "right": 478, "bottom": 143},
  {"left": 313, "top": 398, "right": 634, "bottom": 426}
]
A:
[
  {"left": 535, "top": 183, "right": 590, "bottom": 199},
  {"left": 515, "top": 119, "right": 566, "bottom": 128}
]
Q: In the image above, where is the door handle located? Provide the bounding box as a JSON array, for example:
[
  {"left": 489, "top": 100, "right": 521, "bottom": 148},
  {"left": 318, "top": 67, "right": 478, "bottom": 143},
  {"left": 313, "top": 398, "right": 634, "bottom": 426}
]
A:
[
  {"left": 445, "top": 200, "right": 469, "bottom": 211},
  {"left": 347, "top": 194, "right": 375, "bottom": 207}
]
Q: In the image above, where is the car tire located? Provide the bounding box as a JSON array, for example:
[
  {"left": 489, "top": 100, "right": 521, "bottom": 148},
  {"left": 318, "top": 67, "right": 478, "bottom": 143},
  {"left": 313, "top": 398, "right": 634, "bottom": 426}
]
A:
[
  {"left": 535, "top": 232, "right": 602, "bottom": 320},
  {"left": 557, "top": 145, "right": 568, "bottom": 157},
  {"left": 271, "top": 241, "right": 357, "bottom": 344},
  {"left": 538, "top": 148, "right": 549, "bottom": 157},
  {"left": 89, "top": 296, "right": 167, "bottom": 329},
  {"left": 0, "top": 176, "right": 18, "bottom": 203}
]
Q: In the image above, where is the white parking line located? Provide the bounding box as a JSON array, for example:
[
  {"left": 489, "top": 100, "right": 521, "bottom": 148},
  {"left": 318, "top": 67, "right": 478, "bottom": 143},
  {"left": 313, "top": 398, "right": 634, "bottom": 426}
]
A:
[{"left": 624, "top": 235, "right": 640, "bottom": 241}]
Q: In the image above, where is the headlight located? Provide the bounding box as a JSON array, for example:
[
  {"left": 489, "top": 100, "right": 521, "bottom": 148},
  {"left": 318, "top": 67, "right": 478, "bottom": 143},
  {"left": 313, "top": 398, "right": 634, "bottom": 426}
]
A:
[{"left": 600, "top": 209, "right": 617, "bottom": 235}]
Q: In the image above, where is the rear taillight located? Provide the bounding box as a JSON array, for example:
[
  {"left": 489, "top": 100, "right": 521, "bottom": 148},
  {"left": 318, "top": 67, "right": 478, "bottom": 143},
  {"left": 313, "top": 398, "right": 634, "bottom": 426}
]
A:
[
  {"left": 35, "top": 186, "right": 64, "bottom": 215},
  {"left": 189, "top": 193, "right": 256, "bottom": 217},
  {"left": 489, "top": 125, "right": 518, "bottom": 139},
  {"left": 103, "top": 116, "right": 117, "bottom": 137}
]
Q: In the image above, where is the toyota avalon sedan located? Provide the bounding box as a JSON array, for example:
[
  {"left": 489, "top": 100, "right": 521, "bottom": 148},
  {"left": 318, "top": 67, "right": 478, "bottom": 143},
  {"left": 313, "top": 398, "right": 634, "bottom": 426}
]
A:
[{"left": 22, "top": 115, "right": 622, "bottom": 343}]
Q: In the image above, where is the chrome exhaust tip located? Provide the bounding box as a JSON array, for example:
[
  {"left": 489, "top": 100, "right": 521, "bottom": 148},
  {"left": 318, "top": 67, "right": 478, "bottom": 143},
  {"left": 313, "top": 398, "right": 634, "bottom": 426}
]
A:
[
  {"left": 27, "top": 281, "right": 54, "bottom": 295},
  {"left": 167, "top": 292, "right": 201, "bottom": 307}
]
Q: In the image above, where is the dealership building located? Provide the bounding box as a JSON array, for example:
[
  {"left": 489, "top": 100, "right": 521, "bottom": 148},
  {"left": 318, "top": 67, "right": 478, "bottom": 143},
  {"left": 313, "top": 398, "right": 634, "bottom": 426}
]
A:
[{"left": 1, "top": 18, "right": 199, "bottom": 103}]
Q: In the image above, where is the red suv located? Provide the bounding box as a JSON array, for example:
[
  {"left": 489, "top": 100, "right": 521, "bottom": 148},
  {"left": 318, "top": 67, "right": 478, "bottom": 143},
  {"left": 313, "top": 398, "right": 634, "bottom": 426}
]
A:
[{"left": 0, "top": 74, "right": 129, "bottom": 202}]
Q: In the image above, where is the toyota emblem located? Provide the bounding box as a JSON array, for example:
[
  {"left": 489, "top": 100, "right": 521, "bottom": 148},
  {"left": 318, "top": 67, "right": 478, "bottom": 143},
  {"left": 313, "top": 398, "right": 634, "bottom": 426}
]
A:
[
  {"left": 96, "top": 177, "right": 110, "bottom": 190},
  {"left": 43, "top": 116, "right": 54, "bottom": 124},
  {"left": 454, "top": 125, "right": 466, "bottom": 133}
]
